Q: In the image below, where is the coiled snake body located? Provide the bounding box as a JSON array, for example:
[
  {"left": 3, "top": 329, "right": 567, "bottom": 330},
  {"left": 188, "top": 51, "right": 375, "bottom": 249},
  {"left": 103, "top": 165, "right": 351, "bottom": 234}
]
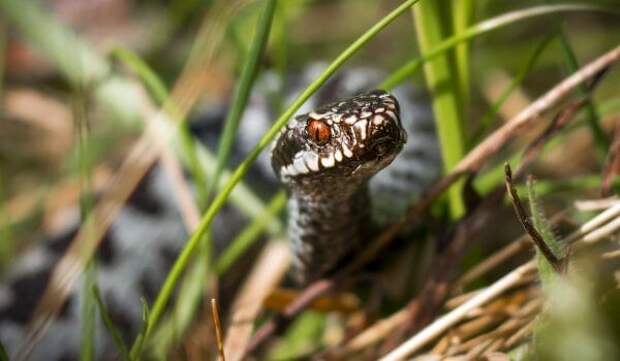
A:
[{"left": 271, "top": 90, "right": 408, "bottom": 282}]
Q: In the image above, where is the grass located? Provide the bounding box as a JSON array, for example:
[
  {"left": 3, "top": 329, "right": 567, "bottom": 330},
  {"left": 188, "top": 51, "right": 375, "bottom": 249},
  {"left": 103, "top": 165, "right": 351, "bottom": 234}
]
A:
[
  {"left": 413, "top": 0, "right": 467, "bottom": 218},
  {"left": 2, "top": 0, "right": 620, "bottom": 360},
  {"left": 74, "top": 85, "right": 97, "bottom": 361},
  {"left": 132, "top": 0, "right": 424, "bottom": 351}
]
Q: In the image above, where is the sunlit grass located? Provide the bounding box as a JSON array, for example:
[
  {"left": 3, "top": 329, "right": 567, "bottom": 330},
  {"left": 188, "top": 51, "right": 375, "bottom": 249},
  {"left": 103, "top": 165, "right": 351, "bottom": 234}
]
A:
[
  {"left": 412, "top": 1, "right": 467, "bottom": 218},
  {"left": 1, "top": 0, "right": 620, "bottom": 359}
]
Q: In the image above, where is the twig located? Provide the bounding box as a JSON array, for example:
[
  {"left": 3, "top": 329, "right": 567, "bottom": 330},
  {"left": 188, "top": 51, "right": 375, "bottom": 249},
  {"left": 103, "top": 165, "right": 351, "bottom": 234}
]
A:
[
  {"left": 565, "top": 202, "right": 620, "bottom": 244},
  {"left": 244, "top": 277, "right": 338, "bottom": 354},
  {"left": 521, "top": 98, "right": 586, "bottom": 164},
  {"left": 574, "top": 197, "right": 619, "bottom": 211},
  {"left": 211, "top": 299, "right": 226, "bottom": 361},
  {"left": 504, "top": 163, "right": 563, "bottom": 272}
]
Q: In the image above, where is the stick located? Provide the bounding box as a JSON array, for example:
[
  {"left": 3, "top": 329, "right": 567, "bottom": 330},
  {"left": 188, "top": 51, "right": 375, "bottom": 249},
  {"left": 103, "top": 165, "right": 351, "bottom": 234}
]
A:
[
  {"left": 211, "top": 299, "right": 226, "bottom": 361},
  {"left": 504, "top": 164, "right": 563, "bottom": 272}
]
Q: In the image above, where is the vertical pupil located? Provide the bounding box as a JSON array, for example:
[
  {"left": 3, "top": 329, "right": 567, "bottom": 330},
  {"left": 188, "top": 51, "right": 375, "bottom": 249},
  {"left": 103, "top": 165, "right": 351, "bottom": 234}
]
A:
[{"left": 308, "top": 119, "right": 329, "bottom": 144}]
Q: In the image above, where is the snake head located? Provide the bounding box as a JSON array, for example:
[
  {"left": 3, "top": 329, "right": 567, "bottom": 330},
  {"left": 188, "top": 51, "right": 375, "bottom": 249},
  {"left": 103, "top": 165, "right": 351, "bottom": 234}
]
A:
[{"left": 271, "top": 89, "right": 407, "bottom": 185}]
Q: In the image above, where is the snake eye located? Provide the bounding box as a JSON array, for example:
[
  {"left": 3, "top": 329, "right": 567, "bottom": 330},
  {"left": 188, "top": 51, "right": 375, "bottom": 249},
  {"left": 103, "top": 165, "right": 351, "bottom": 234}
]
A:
[{"left": 306, "top": 118, "right": 330, "bottom": 145}]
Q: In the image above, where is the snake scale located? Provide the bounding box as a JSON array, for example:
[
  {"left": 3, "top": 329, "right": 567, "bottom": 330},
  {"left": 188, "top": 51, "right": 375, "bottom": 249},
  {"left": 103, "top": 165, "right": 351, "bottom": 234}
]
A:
[{"left": 0, "top": 65, "right": 440, "bottom": 360}]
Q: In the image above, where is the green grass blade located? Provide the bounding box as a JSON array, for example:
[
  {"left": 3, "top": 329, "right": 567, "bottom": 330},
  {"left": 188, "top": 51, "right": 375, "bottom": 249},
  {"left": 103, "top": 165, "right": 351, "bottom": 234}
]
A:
[
  {"left": 215, "top": 190, "right": 286, "bottom": 275},
  {"left": 475, "top": 33, "right": 555, "bottom": 141},
  {"left": 92, "top": 286, "right": 131, "bottom": 361},
  {"left": 381, "top": 4, "right": 620, "bottom": 90},
  {"left": 178, "top": 126, "right": 282, "bottom": 234},
  {"left": 111, "top": 48, "right": 169, "bottom": 105},
  {"left": 555, "top": 26, "right": 609, "bottom": 160},
  {"left": 206, "top": 0, "right": 277, "bottom": 203},
  {"left": 266, "top": 312, "right": 326, "bottom": 360},
  {"left": 451, "top": 0, "right": 475, "bottom": 110},
  {"left": 130, "top": 299, "right": 150, "bottom": 360},
  {"left": 526, "top": 177, "right": 566, "bottom": 290},
  {"left": 80, "top": 262, "right": 97, "bottom": 361},
  {"left": 130, "top": 0, "right": 422, "bottom": 353},
  {"left": 74, "top": 88, "right": 97, "bottom": 361},
  {"left": 413, "top": 1, "right": 467, "bottom": 218}
]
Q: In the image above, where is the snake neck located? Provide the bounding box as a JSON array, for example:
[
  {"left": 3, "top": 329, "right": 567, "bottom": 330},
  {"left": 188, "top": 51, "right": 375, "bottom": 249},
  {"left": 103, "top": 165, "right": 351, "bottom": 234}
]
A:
[{"left": 286, "top": 179, "right": 372, "bottom": 283}]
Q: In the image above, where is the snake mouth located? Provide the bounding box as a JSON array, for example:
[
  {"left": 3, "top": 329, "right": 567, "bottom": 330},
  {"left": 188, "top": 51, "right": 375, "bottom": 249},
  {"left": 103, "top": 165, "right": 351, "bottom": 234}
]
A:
[{"left": 271, "top": 89, "right": 406, "bottom": 181}]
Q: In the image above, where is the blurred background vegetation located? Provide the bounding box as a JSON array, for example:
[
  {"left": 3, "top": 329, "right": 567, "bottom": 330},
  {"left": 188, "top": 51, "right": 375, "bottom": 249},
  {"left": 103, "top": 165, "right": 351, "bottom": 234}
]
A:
[{"left": 1, "top": 0, "right": 620, "bottom": 360}]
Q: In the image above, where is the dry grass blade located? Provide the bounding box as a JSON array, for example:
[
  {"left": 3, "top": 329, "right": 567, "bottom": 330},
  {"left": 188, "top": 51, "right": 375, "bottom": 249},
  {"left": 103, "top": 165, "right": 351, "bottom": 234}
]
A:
[
  {"left": 380, "top": 199, "right": 620, "bottom": 360},
  {"left": 152, "top": 117, "right": 201, "bottom": 231},
  {"left": 328, "top": 308, "right": 410, "bottom": 358},
  {"left": 601, "top": 120, "right": 620, "bottom": 195},
  {"left": 379, "top": 262, "right": 537, "bottom": 361},
  {"left": 223, "top": 242, "right": 290, "bottom": 361},
  {"left": 210, "top": 299, "right": 225, "bottom": 361},
  {"left": 574, "top": 197, "right": 619, "bottom": 211}
]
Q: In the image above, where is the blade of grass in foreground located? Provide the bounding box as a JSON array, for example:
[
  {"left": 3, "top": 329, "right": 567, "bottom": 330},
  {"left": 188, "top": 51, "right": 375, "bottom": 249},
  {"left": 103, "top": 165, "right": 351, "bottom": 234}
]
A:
[
  {"left": 74, "top": 89, "right": 97, "bottom": 361},
  {"left": 413, "top": 1, "right": 467, "bottom": 218},
  {"left": 475, "top": 33, "right": 555, "bottom": 143},
  {"left": 163, "top": 0, "right": 277, "bottom": 347},
  {"left": 381, "top": 4, "right": 620, "bottom": 90},
  {"left": 451, "top": 0, "right": 475, "bottom": 112},
  {"left": 206, "top": 0, "right": 277, "bottom": 203},
  {"left": 92, "top": 286, "right": 130, "bottom": 361},
  {"left": 128, "top": 0, "right": 423, "bottom": 356},
  {"left": 526, "top": 178, "right": 566, "bottom": 289},
  {"left": 555, "top": 26, "right": 609, "bottom": 160}
]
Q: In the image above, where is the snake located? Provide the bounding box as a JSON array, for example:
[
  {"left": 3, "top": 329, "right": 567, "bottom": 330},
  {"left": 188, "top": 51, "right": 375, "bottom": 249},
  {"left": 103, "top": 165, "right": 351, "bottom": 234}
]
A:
[
  {"left": 0, "top": 65, "right": 440, "bottom": 360},
  {"left": 271, "top": 90, "right": 408, "bottom": 282}
]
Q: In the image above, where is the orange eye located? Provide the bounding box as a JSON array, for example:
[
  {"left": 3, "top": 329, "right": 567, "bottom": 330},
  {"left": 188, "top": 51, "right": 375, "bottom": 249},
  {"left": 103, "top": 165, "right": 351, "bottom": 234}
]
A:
[{"left": 306, "top": 118, "right": 330, "bottom": 145}]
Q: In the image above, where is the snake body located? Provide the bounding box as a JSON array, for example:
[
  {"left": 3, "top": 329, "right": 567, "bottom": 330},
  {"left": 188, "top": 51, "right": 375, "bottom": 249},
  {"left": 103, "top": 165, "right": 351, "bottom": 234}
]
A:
[{"left": 271, "top": 90, "right": 407, "bottom": 282}]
